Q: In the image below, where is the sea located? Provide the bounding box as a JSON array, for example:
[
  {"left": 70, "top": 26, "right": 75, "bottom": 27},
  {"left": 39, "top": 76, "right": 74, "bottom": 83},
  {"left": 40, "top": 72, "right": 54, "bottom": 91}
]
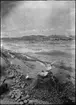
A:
[
  {"left": 1, "top": 38, "right": 75, "bottom": 78},
  {"left": 1, "top": 39, "right": 75, "bottom": 68}
]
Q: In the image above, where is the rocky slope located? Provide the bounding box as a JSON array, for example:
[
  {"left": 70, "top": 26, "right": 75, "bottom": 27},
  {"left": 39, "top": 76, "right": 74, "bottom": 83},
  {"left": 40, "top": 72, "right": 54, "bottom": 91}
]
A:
[{"left": 0, "top": 48, "right": 75, "bottom": 104}]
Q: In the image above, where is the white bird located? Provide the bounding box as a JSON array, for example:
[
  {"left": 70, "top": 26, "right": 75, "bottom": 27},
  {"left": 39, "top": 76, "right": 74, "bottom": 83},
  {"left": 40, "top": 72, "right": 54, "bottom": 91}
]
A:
[{"left": 26, "top": 74, "right": 29, "bottom": 79}]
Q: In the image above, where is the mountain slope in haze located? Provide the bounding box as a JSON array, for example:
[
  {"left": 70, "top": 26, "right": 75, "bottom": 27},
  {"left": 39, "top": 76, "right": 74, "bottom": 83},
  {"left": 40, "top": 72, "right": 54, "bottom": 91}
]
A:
[{"left": 1, "top": 35, "right": 75, "bottom": 42}]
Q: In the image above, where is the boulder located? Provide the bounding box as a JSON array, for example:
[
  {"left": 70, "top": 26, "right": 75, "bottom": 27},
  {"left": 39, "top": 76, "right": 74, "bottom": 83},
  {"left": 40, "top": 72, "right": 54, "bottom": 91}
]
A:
[
  {"left": 38, "top": 71, "right": 48, "bottom": 77},
  {"left": 0, "top": 83, "right": 9, "bottom": 96}
]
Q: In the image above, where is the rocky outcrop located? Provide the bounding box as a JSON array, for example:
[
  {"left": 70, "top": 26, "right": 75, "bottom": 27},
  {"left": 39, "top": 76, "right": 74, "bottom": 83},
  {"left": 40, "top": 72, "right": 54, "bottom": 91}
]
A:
[
  {"left": 0, "top": 49, "right": 75, "bottom": 104},
  {"left": 0, "top": 83, "right": 9, "bottom": 96}
]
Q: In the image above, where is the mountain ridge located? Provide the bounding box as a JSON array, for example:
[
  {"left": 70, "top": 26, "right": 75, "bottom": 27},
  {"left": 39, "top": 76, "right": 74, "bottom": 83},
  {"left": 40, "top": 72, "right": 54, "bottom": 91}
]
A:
[{"left": 1, "top": 35, "right": 75, "bottom": 41}]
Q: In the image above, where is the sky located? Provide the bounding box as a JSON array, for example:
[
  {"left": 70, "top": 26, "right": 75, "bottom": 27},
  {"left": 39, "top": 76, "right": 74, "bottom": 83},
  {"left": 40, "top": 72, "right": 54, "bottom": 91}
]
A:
[{"left": 1, "top": 0, "right": 75, "bottom": 37}]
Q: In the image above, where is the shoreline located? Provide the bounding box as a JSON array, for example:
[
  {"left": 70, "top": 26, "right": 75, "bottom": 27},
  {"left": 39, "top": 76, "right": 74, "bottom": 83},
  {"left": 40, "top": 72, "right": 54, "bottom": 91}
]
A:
[{"left": 0, "top": 47, "right": 75, "bottom": 104}]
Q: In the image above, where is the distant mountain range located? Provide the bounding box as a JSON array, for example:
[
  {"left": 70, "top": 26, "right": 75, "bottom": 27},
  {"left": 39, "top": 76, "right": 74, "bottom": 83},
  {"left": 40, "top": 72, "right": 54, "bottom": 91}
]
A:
[{"left": 1, "top": 35, "right": 75, "bottom": 42}]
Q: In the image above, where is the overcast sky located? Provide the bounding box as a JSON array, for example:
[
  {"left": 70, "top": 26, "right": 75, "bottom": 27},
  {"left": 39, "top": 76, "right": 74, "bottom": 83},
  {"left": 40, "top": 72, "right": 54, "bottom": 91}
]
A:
[{"left": 1, "top": 1, "right": 75, "bottom": 37}]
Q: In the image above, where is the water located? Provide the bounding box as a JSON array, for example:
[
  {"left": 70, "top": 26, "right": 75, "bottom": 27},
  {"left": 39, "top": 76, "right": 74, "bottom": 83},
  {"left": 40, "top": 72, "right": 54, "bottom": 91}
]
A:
[
  {"left": 1, "top": 39, "right": 75, "bottom": 78},
  {"left": 2, "top": 40, "right": 75, "bottom": 57},
  {"left": 1, "top": 40, "right": 75, "bottom": 66}
]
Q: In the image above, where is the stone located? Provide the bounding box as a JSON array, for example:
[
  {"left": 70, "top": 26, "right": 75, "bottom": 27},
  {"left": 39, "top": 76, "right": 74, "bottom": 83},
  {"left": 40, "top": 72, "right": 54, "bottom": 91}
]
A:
[
  {"left": 4, "top": 79, "right": 14, "bottom": 86},
  {"left": 28, "top": 100, "right": 34, "bottom": 104},
  {"left": 9, "top": 92, "right": 15, "bottom": 98},
  {"left": 14, "top": 89, "right": 21, "bottom": 100},
  {"left": 20, "top": 83, "right": 25, "bottom": 88},
  {"left": 39, "top": 71, "right": 48, "bottom": 77},
  {"left": 11, "top": 93, "right": 15, "bottom": 99},
  {"left": 15, "top": 79, "right": 19, "bottom": 83},
  {"left": 19, "top": 101, "right": 24, "bottom": 105},
  {"left": 0, "top": 83, "right": 9, "bottom": 96},
  {"left": 8, "top": 73, "right": 15, "bottom": 79},
  {"left": 24, "top": 100, "right": 28, "bottom": 104},
  {"left": 25, "top": 94, "right": 29, "bottom": 99},
  {"left": 9, "top": 89, "right": 21, "bottom": 100}
]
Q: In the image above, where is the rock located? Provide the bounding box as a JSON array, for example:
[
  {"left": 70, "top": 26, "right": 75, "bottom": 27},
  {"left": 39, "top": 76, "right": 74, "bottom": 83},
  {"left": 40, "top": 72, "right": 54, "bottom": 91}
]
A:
[
  {"left": 11, "top": 93, "right": 15, "bottom": 99},
  {"left": 20, "top": 94, "right": 29, "bottom": 101},
  {"left": 24, "top": 100, "right": 28, "bottom": 104},
  {"left": 0, "top": 83, "right": 9, "bottom": 96},
  {"left": 15, "top": 79, "right": 19, "bottom": 83},
  {"left": 54, "top": 69, "right": 72, "bottom": 84},
  {"left": 20, "top": 83, "right": 25, "bottom": 88},
  {"left": 28, "top": 99, "right": 52, "bottom": 104},
  {"left": 9, "top": 90, "right": 16, "bottom": 98},
  {"left": 39, "top": 71, "right": 48, "bottom": 77},
  {"left": 0, "top": 98, "right": 20, "bottom": 104},
  {"left": 69, "top": 97, "right": 75, "bottom": 103},
  {"left": 70, "top": 77, "right": 75, "bottom": 86},
  {"left": 9, "top": 89, "right": 22, "bottom": 100},
  {"left": 8, "top": 72, "right": 15, "bottom": 79},
  {"left": 28, "top": 100, "right": 34, "bottom": 104},
  {"left": 25, "top": 94, "right": 29, "bottom": 99},
  {"left": 19, "top": 101, "right": 24, "bottom": 105},
  {"left": 4, "top": 79, "right": 14, "bottom": 86},
  {"left": 14, "top": 89, "right": 22, "bottom": 100},
  {"left": 70, "top": 71, "right": 75, "bottom": 85}
]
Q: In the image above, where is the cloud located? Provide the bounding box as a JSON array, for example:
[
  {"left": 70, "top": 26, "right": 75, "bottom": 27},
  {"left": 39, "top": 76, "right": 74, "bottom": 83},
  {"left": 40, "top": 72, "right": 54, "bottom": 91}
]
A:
[
  {"left": 1, "top": 1, "right": 75, "bottom": 37},
  {"left": 20, "top": 1, "right": 52, "bottom": 9}
]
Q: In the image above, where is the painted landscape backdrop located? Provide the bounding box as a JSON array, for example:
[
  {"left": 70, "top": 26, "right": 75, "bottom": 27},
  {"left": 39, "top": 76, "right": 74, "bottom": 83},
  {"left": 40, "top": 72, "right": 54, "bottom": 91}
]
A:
[{"left": 1, "top": 35, "right": 75, "bottom": 69}]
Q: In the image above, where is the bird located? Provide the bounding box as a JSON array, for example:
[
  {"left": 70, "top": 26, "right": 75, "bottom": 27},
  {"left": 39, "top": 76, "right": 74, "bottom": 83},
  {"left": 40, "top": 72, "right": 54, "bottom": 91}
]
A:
[{"left": 25, "top": 74, "right": 29, "bottom": 79}]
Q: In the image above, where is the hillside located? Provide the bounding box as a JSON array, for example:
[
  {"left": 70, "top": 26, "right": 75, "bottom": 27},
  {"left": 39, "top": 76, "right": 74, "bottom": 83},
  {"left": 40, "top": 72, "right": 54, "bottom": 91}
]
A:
[{"left": 0, "top": 48, "right": 75, "bottom": 104}]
